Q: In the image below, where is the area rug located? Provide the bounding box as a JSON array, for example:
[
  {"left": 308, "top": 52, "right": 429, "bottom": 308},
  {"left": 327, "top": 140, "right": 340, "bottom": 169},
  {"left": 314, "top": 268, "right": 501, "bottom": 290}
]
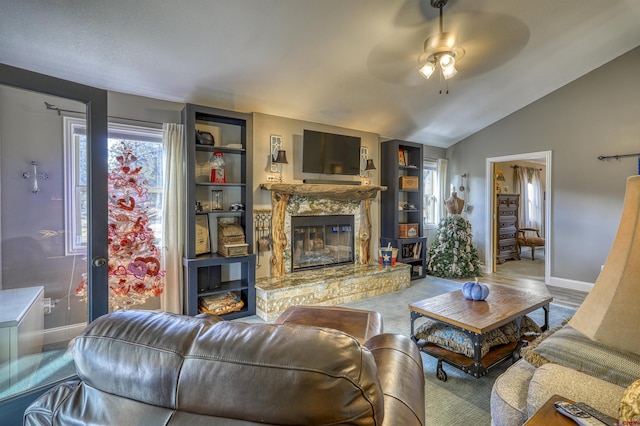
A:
[{"left": 341, "top": 276, "right": 576, "bottom": 426}]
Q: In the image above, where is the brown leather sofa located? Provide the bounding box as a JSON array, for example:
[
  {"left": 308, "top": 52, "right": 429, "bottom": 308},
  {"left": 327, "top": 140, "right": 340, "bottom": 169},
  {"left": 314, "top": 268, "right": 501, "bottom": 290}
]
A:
[{"left": 24, "top": 309, "right": 425, "bottom": 425}]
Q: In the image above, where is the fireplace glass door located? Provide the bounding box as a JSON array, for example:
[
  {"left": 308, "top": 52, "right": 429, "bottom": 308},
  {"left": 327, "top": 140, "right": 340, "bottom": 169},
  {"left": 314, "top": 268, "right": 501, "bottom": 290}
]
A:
[{"left": 291, "top": 215, "right": 354, "bottom": 271}]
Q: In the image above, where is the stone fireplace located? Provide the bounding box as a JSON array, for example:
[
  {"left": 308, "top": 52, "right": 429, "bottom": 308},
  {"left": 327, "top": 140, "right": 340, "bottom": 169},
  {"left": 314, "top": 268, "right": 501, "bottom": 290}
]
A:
[{"left": 255, "top": 183, "right": 412, "bottom": 321}]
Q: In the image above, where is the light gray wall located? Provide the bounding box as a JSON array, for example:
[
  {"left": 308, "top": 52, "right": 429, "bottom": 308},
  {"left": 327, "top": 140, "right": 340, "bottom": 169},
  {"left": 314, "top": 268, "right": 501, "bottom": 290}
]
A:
[{"left": 446, "top": 45, "right": 640, "bottom": 285}]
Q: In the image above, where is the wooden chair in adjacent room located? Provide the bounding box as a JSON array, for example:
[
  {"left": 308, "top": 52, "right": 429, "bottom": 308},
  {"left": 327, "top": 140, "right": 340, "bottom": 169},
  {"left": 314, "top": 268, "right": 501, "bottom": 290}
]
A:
[{"left": 517, "top": 228, "right": 545, "bottom": 260}]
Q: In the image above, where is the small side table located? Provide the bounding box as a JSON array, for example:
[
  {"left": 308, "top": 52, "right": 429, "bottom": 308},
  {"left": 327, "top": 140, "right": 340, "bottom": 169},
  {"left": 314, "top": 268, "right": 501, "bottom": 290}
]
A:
[{"left": 524, "top": 395, "right": 576, "bottom": 425}]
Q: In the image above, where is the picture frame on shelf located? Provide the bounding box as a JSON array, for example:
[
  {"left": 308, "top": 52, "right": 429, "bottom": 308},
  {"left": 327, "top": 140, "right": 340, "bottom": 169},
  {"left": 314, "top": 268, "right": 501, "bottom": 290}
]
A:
[
  {"left": 398, "top": 148, "right": 406, "bottom": 166},
  {"left": 195, "top": 214, "right": 211, "bottom": 255}
]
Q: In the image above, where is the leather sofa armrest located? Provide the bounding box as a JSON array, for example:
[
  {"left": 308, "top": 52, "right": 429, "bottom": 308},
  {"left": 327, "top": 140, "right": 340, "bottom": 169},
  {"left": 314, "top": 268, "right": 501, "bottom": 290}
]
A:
[
  {"left": 24, "top": 380, "right": 81, "bottom": 426},
  {"left": 364, "top": 333, "right": 425, "bottom": 426}
]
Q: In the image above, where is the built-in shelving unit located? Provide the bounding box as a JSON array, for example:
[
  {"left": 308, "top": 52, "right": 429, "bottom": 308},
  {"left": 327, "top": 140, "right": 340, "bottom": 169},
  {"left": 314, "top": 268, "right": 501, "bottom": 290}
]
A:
[
  {"left": 182, "top": 104, "right": 255, "bottom": 319},
  {"left": 380, "top": 140, "right": 427, "bottom": 280}
]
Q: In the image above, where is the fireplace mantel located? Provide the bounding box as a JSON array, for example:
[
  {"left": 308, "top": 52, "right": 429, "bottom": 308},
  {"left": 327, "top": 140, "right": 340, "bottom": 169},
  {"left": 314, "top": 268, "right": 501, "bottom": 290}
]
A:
[
  {"left": 259, "top": 183, "right": 386, "bottom": 200},
  {"left": 260, "top": 183, "right": 386, "bottom": 277}
]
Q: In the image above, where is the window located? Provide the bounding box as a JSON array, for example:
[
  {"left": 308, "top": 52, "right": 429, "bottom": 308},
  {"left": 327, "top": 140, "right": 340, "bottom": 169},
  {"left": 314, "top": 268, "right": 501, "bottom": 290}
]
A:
[
  {"left": 64, "top": 117, "right": 163, "bottom": 255},
  {"left": 423, "top": 159, "right": 438, "bottom": 228}
]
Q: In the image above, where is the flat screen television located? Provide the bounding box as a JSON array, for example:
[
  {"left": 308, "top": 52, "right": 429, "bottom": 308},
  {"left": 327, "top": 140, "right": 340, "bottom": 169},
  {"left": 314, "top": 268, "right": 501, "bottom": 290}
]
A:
[{"left": 302, "top": 129, "right": 361, "bottom": 175}]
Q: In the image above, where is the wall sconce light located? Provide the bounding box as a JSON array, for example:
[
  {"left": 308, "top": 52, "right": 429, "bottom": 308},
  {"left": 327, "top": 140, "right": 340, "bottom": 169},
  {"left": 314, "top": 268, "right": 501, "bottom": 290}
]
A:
[
  {"left": 270, "top": 134, "right": 283, "bottom": 173},
  {"left": 365, "top": 159, "right": 376, "bottom": 171},
  {"left": 272, "top": 149, "right": 288, "bottom": 182}
]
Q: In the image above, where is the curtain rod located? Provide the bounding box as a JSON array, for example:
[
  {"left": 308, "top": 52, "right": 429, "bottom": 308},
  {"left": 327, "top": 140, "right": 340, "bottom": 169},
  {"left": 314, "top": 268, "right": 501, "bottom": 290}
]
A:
[
  {"left": 44, "top": 102, "right": 163, "bottom": 126},
  {"left": 511, "top": 165, "right": 542, "bottom": 171},
  {"left": 598, "top": 153, "right": 640, "bottom": 161}
]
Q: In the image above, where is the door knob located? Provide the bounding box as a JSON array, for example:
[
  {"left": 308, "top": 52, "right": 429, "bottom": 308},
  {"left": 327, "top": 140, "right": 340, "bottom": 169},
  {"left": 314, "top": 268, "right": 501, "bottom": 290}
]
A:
[{"left": 92, "top": 256, "right": 107, "bottom": 267}]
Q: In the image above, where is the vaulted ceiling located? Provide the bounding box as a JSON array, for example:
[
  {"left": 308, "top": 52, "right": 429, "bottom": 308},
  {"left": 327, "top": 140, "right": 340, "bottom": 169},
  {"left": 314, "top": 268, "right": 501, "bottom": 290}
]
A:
[{"left": 2, "top": 0, "right": 640, "bottom": 147}]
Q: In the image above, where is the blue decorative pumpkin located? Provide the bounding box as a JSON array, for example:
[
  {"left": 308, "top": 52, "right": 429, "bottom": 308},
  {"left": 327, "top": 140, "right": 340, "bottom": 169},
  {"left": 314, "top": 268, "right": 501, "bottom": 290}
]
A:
[{"left": 462, "top": 280, "right": 489, "bottom": 301}]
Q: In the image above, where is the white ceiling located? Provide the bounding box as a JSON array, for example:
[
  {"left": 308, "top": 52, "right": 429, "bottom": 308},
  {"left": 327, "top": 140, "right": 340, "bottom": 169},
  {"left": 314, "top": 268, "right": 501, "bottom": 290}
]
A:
[{"left": 2, "top": 0, "right": 640, "bottom": 148}]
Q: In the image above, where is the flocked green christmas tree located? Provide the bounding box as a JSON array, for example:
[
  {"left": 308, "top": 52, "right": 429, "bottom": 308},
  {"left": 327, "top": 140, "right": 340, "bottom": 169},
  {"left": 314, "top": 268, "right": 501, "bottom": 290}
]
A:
[{"left": 427, "top": 215, "right": 481, "bottom": 278}]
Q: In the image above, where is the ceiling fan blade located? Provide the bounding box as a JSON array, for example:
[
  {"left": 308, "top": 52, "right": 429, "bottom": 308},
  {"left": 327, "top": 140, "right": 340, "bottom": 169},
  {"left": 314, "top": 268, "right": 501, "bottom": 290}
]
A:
[{"left": 367, "top": 11, "right": 529, "bottom": 85}]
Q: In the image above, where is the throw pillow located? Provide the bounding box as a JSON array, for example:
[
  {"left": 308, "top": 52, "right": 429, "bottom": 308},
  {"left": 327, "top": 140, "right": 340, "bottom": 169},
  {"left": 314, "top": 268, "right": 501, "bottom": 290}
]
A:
[
  {"left": 522, "top": 324, "right": 640, "bottom": 387},
  {"left": 414, "top": 318, "right": 535, "bottom": 359},
  {"left": 620, "top": 379, "right": 640, "bottom": 422},
  {"left": 499, "top": 316, "right": 541, "bottom": 342}
]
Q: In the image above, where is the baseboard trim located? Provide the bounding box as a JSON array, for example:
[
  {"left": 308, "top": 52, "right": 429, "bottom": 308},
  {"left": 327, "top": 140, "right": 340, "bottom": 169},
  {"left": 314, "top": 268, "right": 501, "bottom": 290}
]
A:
[
  {"left": 43, "top": 323, "right": 87, "bottom": 345},
  {"left": 549, "top": 276, "right": 594, "bottom": 293}
]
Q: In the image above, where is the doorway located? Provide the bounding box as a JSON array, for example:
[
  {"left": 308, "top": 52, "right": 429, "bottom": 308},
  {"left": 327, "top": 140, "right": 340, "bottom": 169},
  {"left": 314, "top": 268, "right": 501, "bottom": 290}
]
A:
[{"left": 486, "top": 151, "right": 551, "bottom": 284}]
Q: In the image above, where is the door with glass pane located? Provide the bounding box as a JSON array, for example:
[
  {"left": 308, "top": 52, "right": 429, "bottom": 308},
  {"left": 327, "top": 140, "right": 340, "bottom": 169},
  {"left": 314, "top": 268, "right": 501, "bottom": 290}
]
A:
[{"left": 0, "top": 65, "right": 108, "bottom": 422}]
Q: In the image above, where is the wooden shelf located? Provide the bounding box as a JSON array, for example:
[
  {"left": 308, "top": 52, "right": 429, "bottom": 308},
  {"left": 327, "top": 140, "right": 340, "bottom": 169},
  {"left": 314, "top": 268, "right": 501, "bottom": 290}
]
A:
[
  {"left": 183, "top": 103, "right": 255, "bottom": 318},
  {"left": 380, "top": 140, "right": 427, "bottom": 281}
]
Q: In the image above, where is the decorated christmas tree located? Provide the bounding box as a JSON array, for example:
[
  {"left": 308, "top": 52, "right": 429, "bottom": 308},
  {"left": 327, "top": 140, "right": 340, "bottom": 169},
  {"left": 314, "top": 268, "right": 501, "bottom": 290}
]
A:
[
  {"left": 427, "top": 215, "right": 481, "bottom": 278},
  {"left": 76, "top": 141, "right": 165, "bottom": 309}
]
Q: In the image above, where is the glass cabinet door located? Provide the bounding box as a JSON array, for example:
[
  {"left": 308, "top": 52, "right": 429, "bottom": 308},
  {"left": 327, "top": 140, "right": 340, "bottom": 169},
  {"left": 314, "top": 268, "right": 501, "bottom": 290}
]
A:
[{"left": 0, "top": 65, "right": 108, "bottom": 423}]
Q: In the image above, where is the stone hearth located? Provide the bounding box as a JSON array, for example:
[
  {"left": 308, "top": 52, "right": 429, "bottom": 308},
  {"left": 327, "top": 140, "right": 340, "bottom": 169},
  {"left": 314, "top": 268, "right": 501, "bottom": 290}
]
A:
[
  {"left": 255, "top": 183, "right": 411, "bottom": 322},
  {"left": 255, "top": 263, "right": 411, "bottom": 322}
]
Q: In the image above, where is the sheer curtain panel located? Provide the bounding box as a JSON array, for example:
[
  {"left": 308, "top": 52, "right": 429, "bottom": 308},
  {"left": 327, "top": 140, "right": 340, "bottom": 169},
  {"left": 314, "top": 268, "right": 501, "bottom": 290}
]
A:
[{"left": 161, "top": 123, "right": 185, "bottom": 314}]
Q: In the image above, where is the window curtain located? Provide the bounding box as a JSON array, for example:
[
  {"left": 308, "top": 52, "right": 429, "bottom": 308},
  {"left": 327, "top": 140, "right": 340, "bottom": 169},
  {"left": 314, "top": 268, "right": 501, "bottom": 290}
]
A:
[
  {"left": 161, "top": 123, "right": 185, "bottom": 314},
  {"left": 530, "top": 170, "right": 543, "bottom": 232},
  {"left": 436, "top": 158, "right": 448, "bottom": 221},
  {"left": 513, "top": 166, "right": 544, "bottom": 233}
]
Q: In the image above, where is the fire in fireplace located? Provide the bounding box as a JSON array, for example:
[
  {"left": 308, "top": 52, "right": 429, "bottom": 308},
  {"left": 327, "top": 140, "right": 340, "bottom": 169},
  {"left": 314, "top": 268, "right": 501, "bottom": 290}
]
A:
[{"left": 291, "top": 215, "right": 354, "bottom": 271}]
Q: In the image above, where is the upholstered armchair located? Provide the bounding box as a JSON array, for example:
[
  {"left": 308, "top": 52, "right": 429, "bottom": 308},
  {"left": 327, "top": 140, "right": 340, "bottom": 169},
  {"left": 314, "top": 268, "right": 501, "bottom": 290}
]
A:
[{"left": 517, "top": 227, "right": 545, "bottom": 260}]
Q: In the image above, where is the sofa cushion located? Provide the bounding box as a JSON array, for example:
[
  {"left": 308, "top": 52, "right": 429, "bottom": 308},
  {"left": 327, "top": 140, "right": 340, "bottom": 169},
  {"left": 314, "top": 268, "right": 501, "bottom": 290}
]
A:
[
  {"left": 521, "top": 324, "right": 640, "bottom": 387},
  {"left": 73, "top": 310, "right": 384, "bottom": 425},
  {"left": 490, "top": 359, "right": 537, "bottom": 426},
  {"left": 527, "top": 363, "right": 625, "bottom": 419}
]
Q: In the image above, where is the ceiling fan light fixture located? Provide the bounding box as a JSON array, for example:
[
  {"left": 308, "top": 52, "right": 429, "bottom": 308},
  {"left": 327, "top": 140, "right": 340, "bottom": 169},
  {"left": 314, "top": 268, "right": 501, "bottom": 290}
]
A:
[
  {"left": 439, "top": 52, "right": 455, "bottom": 68},
  {"left": 441, "top": 62, "right": 457, "bottom": 80},
  {"left": 418, "top": 0, "right": 465, "bottom": 83},
  {"left": 419, "top": 61, "right": 436, "bottom": 79}
]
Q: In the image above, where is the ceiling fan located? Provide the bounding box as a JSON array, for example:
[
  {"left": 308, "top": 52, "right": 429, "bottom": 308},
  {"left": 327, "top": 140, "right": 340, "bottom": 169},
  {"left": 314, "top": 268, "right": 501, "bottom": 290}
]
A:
[
  {"left": 366, "top": 1, "right": 530, "bottom": 87},
  {"left": 417, "top": 0, "right": 464, "bottom": 81}
]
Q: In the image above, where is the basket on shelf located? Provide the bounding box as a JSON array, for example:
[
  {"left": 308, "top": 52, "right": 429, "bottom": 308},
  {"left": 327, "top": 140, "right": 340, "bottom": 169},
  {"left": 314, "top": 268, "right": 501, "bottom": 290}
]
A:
[{"left": 199, "top": 292, "right": 244, "bottom": 315}]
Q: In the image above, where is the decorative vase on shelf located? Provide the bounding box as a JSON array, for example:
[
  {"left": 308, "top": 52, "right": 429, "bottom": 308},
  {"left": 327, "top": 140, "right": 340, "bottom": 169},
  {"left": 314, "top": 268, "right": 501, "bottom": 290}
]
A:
[{"left": 209, "top": 152, "right": 226, "bottom": 183}]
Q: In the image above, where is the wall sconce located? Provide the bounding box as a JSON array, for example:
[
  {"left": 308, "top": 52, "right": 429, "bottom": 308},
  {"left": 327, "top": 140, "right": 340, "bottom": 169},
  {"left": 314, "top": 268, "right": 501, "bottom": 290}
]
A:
[
  {"left": 360, "top": 146, "right": 377, "bottom": 183},
  {"left": 362, "top": 156, "right": 376, "bottom": 186},
  {"left": 270, "top": 135, "right": 283, "bottom": 173},
  {"left": 365, "top": 159, "right": 376, "bottom": 171},
  {"left": 272, "top": 149, "right": 288, "bottom": 182}
]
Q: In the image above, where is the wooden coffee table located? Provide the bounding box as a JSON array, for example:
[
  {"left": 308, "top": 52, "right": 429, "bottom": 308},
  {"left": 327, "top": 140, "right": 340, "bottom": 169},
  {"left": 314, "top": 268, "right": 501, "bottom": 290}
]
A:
[{"left": 409, "top": 284, "right": 552, "bottom": 381}]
